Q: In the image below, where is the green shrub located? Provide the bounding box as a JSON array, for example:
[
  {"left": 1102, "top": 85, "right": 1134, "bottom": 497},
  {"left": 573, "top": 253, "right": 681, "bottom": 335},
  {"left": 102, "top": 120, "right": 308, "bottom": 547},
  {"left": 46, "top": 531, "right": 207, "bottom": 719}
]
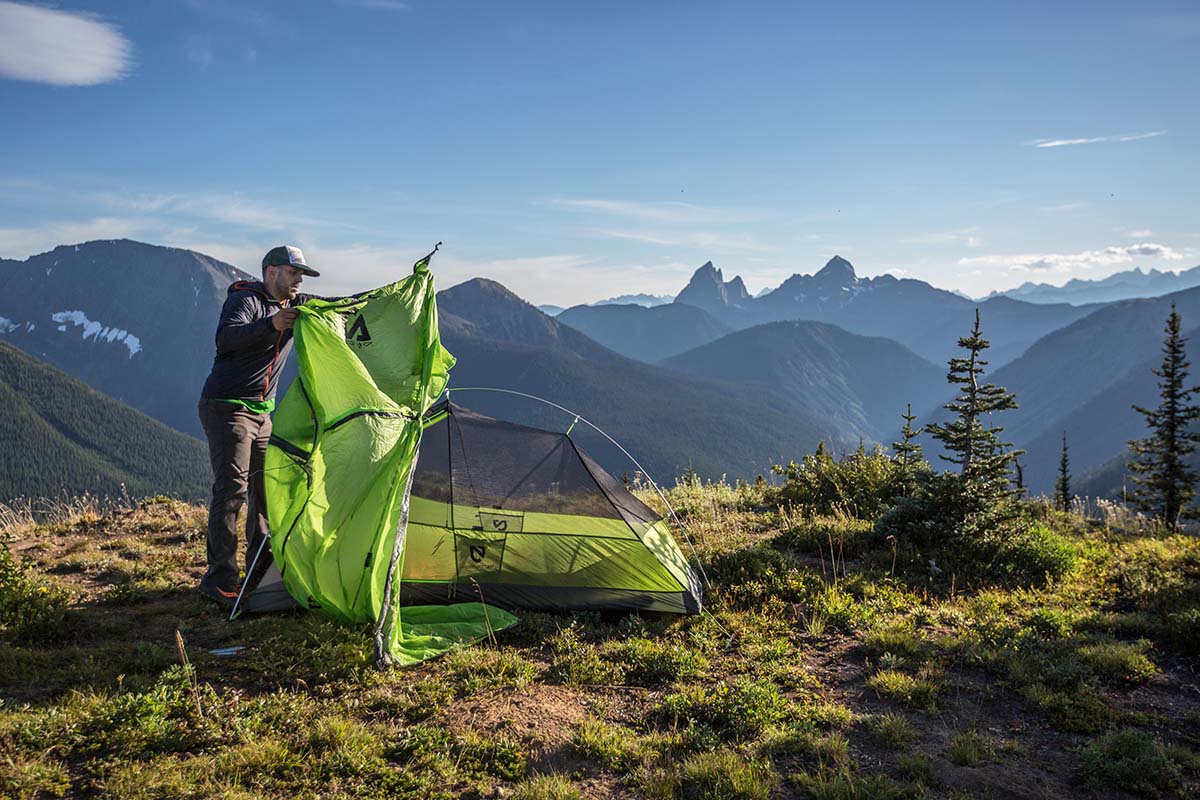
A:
[
  {"left": 703, "top": 545, "right": 817, "bottom": 609},
  {"left": 863, "top": 622, "right": 930, "bottom": 664},
  {"left": 773, "top": 515, "right": 878, "bottom": 561},
  {"left": 895, "top": 752, "right": 934, "bottom": 785},
  {"left": 510, "top": 774, "right": 582, "bottom": 800},
  {"left": 611, "top": 636, "right": 708, "bottom": 687},
  {"left": 1079, "top": 729, "right": 1182, "bottom": 796},
  {"left": 867, "top": 713, "right": 918, "bottom": 748},
  {"left": 1077, "top": 638, "right": 1157, "bottom": 685},
  {"left": 876, "top": 475, "right": 1076, "bottom": 589},
  {"left": 1023, "top": 607, "right": 1072, "bottom": 639},
  {"left": 573, "top": 718, "right": 639, "bottom": 770},
  {"left": 0, "top": 544, "right": 70, "bottom": 643},
  {"left": 945, "top": 729, "right": 995, "bottom": 767},
  {"left": 788, "top": 766, "right": 915, "bottom": 800},
  {"left": 865, "top": 668, "right": 942, "bottom": 711},
  {"left": 659, "top": 678, "right": 790, "bottom": 740},
  {"left": 769, "top": 442, "right": 910, "bottom": 520},
  {"left": 547, "top": 625, "right": 624, "bottom": 686},
  {"left": 681, "top": 749, "right": 777, "bottom": 800}
]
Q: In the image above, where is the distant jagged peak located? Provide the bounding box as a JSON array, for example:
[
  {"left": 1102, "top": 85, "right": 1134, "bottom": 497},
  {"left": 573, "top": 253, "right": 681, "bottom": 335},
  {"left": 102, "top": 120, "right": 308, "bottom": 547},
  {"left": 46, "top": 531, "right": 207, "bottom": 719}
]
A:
[
  {"left": 726, "top": 275, "right": 751, "bottom": 302},
  {"left": 694, "top": 260, "right": 722, "bottom": 283},
  {"left": 676, "top": 260, "right": 750, "bottom": 309},
  {"left": 814, "top": 255, "right": 857, "bottom": 283}
]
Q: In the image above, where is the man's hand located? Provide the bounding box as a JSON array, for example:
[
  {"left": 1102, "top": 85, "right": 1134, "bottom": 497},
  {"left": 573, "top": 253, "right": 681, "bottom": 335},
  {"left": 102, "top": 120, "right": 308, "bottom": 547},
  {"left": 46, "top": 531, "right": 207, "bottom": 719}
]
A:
[{"left": 272, "top": 309, "right": 299, "bottom": 332}]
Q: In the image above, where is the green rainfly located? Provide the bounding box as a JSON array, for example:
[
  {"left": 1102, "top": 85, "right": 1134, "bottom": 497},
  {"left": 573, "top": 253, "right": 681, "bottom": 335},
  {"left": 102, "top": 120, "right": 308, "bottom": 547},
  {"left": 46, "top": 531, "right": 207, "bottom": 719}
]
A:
[{"left": 264, "top": 252, "right": 515, "bottom": 666}]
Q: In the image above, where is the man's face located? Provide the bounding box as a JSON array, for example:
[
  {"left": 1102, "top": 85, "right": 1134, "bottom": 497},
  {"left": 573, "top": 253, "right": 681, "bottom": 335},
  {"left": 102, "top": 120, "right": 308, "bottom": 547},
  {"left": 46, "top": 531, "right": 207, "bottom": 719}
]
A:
[{"left": 265, "top": 264, "right": 304, "bottom": 301}]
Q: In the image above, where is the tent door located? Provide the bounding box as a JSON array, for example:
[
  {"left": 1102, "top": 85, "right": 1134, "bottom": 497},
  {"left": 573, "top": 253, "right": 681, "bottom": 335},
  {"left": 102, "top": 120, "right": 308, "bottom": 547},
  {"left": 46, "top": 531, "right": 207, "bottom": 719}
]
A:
[{"left": 456, "top": 508, "right": 521, "bottom": 578}]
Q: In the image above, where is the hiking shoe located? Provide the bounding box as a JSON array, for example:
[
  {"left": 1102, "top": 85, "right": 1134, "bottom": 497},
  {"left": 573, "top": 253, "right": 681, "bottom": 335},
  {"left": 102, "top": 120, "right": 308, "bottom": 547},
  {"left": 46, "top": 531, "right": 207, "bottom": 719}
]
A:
[{"left": 199, "top": 583, "right": 239, "bottom": 608}]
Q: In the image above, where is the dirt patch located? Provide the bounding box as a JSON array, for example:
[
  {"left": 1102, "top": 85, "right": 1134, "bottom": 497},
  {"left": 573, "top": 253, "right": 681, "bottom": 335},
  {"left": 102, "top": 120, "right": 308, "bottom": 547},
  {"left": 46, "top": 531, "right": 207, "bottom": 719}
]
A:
[{"left": 439, "top": 683, "right": 590, "bottom": 770}]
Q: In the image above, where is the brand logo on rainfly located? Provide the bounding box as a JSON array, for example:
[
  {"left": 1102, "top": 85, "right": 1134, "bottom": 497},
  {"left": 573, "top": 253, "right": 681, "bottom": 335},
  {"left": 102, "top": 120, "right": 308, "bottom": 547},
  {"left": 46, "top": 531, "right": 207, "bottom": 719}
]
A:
[{"left": 346, "top": 314, "right": 372, "bottom": 348}]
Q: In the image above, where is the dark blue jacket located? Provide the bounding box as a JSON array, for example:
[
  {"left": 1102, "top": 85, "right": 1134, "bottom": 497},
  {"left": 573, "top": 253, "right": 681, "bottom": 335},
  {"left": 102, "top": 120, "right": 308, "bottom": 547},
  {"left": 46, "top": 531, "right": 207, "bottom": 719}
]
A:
[{"left": 199, "top": 281, "right": 316, "bottom": 404}]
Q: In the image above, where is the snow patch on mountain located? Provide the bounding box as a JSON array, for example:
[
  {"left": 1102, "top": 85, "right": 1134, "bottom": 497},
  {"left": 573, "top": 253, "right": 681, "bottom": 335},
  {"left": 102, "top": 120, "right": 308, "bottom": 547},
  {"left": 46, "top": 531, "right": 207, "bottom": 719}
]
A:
[{"left": 51, "top": 311, "right": 143, "bottom": 358}]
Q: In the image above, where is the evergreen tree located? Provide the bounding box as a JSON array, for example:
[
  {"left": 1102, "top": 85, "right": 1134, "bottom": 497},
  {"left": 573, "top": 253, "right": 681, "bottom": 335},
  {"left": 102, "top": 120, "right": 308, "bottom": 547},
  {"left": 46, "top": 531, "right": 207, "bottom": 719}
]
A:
[
  {"left": 926, "top": 309, "right": 1022, "bottom": 502},
  {"left": 1055, "top": 432, "right": 1071, "bottom": 512},
  {"left": 1128, "top": 304, "right": 1200, "bottom": 527},
  {"left": 892, "top": 403, "right": 924, "bottom": 496}
]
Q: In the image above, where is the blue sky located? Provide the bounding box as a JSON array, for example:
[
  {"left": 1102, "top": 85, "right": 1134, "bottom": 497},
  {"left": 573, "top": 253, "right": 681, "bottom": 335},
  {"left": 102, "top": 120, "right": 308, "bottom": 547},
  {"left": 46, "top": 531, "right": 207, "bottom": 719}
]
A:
[{"left": 0, "top": 0, "right": 1196, "bottom": 304}]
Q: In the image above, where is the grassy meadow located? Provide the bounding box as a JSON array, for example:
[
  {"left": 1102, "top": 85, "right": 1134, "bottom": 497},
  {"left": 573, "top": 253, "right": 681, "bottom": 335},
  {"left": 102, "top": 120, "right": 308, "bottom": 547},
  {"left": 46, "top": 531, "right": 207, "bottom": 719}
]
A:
[{"left": 1, "top": 481, "right": 1199, "bottom": 799}]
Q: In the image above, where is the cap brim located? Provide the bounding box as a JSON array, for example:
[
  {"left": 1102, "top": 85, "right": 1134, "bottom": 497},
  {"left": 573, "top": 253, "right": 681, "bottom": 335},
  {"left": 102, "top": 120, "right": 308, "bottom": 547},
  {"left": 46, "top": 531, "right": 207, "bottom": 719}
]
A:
[{"left": 297, "top": 267, "right": 320, "bottom": 277}]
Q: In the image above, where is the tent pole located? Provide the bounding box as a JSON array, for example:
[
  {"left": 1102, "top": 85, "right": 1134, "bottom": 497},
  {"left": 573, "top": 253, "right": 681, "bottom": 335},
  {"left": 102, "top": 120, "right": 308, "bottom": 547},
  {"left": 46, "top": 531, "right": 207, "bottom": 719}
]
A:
[{"left": 229, "top": 533, "right": 271, "bottom": 622}]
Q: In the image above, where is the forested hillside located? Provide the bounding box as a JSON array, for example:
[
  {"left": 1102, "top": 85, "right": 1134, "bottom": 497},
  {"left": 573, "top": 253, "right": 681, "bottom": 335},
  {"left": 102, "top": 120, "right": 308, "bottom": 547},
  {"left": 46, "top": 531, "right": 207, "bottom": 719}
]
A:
[{"left": 0, "top": 341, "right": 209, "bottom": 503}]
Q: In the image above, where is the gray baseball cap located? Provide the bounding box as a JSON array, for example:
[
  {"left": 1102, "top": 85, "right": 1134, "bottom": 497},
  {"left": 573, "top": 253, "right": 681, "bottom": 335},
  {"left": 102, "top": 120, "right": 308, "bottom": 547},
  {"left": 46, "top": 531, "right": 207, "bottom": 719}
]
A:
[{"left": 262, "top": 245, "right": 320, "bottom": 277}]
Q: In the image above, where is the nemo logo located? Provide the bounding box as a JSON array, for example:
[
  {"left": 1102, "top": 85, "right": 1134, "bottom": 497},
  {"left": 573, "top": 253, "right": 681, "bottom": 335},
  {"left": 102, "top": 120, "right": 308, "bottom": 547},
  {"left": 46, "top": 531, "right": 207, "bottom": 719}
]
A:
[{"left": 346, "top": 314, "right": 372, "bottom": 346}]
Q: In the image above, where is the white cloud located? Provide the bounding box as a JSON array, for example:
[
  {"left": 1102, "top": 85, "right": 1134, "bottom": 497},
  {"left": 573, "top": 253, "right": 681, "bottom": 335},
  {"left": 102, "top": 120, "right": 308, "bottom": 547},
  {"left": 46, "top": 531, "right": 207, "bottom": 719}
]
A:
[
  {"left": 0, "top": 2, "right": 132, "bottom": 86},
  {"left": 958, "top": 243, "right": 1184, "bottom": 273},
  {"left": 1128, "top": 229, "right": 1154, "bottom": 238},
  {"left": 548, "top": 197, "right": 755, "bottom": 226},
  {"left": 1038, "top": 202, "right": 1085, "bottom": 213},
  {"left": 1024, "top": 130, "right": 1167, "bottom": 148}
]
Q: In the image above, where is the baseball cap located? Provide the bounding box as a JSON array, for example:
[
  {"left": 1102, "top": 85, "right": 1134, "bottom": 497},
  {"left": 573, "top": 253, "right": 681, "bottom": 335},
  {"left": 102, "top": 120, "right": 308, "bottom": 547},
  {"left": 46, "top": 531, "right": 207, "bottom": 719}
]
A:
[{"left": 262, "top": 245, "right": 320, "bottom": 277}]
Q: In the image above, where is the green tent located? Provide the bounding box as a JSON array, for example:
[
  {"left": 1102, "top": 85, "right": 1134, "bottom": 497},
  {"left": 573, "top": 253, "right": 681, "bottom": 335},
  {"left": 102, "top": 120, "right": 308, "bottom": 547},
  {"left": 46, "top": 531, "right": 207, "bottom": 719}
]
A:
[{"left": 244, "top": 251, "right": 701, "bottom": 665}]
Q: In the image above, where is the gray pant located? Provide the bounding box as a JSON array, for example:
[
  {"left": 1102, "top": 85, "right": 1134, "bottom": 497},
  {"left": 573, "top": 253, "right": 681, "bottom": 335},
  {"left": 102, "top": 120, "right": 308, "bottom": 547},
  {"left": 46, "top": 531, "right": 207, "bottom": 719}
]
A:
[{"left": 197, "top": 398, "right": 271, "bottom": 591}]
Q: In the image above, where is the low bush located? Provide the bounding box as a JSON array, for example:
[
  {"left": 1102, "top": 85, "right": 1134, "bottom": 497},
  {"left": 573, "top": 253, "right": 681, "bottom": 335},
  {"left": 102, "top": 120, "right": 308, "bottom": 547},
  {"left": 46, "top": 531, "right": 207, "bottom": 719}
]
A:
[
  {"left": 0, "top": 544, "right": 70, "bottom": 643},
  {"left": 945, "top": 729, "right": 996, "bottom": 767},
  {"left": 1078, "top": 729, "right": 1182, "bottom": 796},
  {"left": 876, "top": 473, "right": 1077, "bottom": 589},
  {"left": 681, "top": 749, "right": 777, "bottom": 800},
  {"left": 769, "top": 442, "right": 912, "bottom": 520},
  {"left": 659, "top": 678, "right": 790, "bottom": 741}
]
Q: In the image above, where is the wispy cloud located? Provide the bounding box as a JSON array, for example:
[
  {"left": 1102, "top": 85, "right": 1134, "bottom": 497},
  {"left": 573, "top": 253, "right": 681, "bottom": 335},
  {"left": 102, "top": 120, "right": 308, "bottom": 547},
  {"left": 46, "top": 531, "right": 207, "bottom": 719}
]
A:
[
  {"left": 0, "top": 1, "right": 132, "bottom": 86},
  {"left": 901, "top": 228, "right": 982, "bottom": 248},
  {"left": 1024, "top": 130, "right": 1167, "bottom": 148},
  {"left": 1038, "top": 202, "right": 1085, "bottom": 213},
  {"left": 1128, "top": 229, "right": 1154, "bottom": 239},
  {"left": 0, "top": 218, "right": 146, "bottom": 258},
  {"left": 336, "top": 0, "right": 410, "bottom": 10},
  {"left": 548, "top": 197, "right": 756, "bottom": 226},
  {"left": 959, "top": 243, "right": 1183, "bottom": 273},
  {"left": 595, "top": 229, "right": 772, "bottom": 253}
]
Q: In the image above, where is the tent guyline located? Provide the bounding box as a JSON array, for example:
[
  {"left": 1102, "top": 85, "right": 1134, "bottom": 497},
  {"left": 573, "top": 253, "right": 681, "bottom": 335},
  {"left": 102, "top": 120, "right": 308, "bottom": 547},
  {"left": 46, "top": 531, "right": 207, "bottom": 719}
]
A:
[{"left": 443, "top": 385, "right": 711, "bottom": 590}]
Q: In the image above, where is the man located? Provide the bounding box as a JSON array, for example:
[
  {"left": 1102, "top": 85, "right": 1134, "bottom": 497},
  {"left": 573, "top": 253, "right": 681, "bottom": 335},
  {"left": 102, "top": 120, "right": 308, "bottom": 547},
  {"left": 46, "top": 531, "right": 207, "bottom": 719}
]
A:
[{"left": 196, "top": 245, "right": 320, "bottom": 606}]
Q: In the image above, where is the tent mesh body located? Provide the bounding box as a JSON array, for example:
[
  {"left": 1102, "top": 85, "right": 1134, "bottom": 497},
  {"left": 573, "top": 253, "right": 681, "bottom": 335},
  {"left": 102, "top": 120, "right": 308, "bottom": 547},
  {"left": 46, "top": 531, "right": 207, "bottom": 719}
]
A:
[{"left": 402, "top": 401, "right": 702, "bottom": 614}]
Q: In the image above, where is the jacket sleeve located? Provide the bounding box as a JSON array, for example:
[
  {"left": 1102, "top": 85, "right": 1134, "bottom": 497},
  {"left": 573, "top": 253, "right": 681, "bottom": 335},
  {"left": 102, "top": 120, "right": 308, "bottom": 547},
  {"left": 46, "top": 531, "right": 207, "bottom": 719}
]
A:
[{"left": 215, "top": 293, "right": 277, "bottom": 352}]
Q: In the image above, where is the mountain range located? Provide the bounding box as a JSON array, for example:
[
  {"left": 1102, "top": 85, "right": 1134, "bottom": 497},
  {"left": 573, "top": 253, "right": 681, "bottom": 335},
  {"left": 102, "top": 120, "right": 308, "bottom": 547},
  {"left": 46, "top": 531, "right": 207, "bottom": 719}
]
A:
[
  {"left": 666, "top": 257, "right": 1100, "bottom": 368},
  {"left": 0, "top": 239, "right": 251, "bottom": 439},
  {"left": 991, "top": 264, "right": 1200, "bottom": 306},
  {"left": 2, "top": 238, "right": 1197, "bottom": 501}
]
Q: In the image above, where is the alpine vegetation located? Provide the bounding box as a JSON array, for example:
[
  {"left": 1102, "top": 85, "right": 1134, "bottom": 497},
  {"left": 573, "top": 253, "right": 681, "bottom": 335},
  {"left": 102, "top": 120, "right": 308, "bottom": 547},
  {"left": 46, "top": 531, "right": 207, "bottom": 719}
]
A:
[{"left": 1128, "top": 303, "right": 1200, "bottom": 529}]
